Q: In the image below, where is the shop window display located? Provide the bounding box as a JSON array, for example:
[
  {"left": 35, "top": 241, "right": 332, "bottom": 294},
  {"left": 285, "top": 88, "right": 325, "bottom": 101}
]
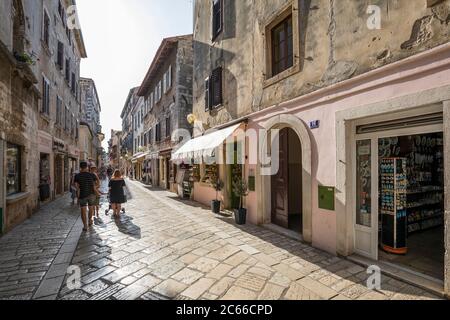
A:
[
  {"left": 378, "top": 132, "right": 444, "bottom": 279},
  {"left": 6, "top": 143, "right": 21, "bottom": 196}
]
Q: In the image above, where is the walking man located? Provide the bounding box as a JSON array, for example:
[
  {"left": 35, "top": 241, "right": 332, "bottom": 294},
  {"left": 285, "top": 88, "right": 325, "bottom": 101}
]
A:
[{"left": 74, "top": 161, "right": 99, "bottom": 231}]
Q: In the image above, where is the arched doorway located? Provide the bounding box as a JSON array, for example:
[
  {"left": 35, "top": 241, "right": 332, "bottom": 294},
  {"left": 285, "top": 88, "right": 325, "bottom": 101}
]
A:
[
  {"left": 259, "top": 114, "right": 312, "bottom": 243},
  {"left": 271, "top": 127, "right": 303, "bottom": 232}
]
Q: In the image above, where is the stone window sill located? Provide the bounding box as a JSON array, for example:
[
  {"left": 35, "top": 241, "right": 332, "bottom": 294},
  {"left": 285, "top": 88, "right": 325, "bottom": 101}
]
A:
[
  {"left": 263, "top": 64, "right": 300, "bottom": 88},
  {"left": 6, "top": 192, "right": 31, "bottom": 205}
]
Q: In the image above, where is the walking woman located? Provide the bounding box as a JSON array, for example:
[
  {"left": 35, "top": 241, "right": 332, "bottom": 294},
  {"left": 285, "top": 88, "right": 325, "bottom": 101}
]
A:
[{"left": 109, "top": 170, "right": 126, "bottom": 219}]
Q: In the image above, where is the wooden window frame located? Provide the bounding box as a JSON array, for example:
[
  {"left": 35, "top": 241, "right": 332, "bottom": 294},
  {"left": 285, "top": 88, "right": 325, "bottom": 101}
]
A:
[
  {"left": 271, "top": 15, "right": 293, "bottom": 77},
  {"left": 212, "top": 0, "right": 224, "bottom": 41},
  {"left": 42, "top": 9, "right": 50, "bottom": 48},
  {"left": 264, "top": 4, "right": 300, "bottom": 86},
  {"left": 206, "top": 67, "right": 223, "bottom": 111},
  {"left": 42, "top": 76, "right": 50, "bottom": 115}
]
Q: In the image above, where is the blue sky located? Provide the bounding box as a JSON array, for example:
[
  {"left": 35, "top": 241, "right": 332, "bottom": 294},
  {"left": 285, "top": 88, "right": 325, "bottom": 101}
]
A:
[{"left": 76, "top": 0, "right": 194, "bottom": 148}]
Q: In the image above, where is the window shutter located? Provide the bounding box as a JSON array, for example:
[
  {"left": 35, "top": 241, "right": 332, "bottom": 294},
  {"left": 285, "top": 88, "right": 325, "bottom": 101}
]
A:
[
  {"left": 168, "top": 65, "right": 172, "bottom": 89},
  {"left": 57, "top": 42, "right": 64, "bottom": 69},
  {"left": 205, "top": 77, "right": 210, "bottom": 111},
  {"left": 211, "top": 67, "right": 223, "bottom": 107}
]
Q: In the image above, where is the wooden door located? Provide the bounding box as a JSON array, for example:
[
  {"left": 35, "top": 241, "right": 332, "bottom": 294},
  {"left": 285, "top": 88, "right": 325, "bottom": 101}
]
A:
[{"left": 271, "top": 128, "right": 289, "bottom": 228}]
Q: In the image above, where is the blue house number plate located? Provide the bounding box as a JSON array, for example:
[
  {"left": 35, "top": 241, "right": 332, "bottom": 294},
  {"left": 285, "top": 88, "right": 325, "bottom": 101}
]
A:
[{"left": 310, "top": 120, "right": 320, "bottom": 129}]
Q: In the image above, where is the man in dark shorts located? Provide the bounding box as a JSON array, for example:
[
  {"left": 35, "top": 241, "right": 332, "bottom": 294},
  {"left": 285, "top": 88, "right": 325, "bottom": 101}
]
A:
[{"left": 74, "top": 161, "right": 99, "bottom": 231}]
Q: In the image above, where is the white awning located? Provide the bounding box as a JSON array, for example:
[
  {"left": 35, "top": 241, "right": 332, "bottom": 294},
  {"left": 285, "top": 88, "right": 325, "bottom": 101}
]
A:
[
  {"left": 172, "top": 123, "right": 242, "bottom": 161},
  {"left": 131, "top": 152, "right": 146, "bottom": 162}
]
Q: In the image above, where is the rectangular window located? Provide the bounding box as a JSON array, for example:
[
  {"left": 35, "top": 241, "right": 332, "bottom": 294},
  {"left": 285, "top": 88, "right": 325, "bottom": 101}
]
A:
[
  {"left": 56, "top": 96, "right": 63, "bottom": 126},
  {"left": 6, "top": 143, "right": 21, "bottom": 196},
  {"left": 164, "top": 66, "right": 172, "bottom": 93},
  {"left": 71, "top": 72, "right": 76, "bottom": 93},
  {"left": 65, "top": 58, "right": 70, "bottom": 82},
  {"left": 212, "top": 0, "right": 223, "bottom": 40},
  {"left": 158, "top": 81, "right": 162, "bottom": 101},
  {"left": 65, "top": 106, "right": 70, "bottom": 131},
  {"left": 148, "top": 129, "right": 153, "bottom": 145},
  {"left": 42, "top": 77, "right": 50, "bottom": 115},
  {"left": 166, "top": 116, "right": 171, "bottom": 138},
  {"left": 271, "top": 15, "right": 293, "bottom": 77},
  {"left": 58, "top": 1, "right": 63, "bottom": 19},
  {"left": 57, "top": 41, "right": 64, "bottom": 69},
  {"left": 156, "top": 123, "right": 161, "bottom": 142},
  {"left": 150, "top": 92, "right": 154, "bottom": 108},
  {"left": 43, "top": 10, "right": 50, "bottom": 47}
]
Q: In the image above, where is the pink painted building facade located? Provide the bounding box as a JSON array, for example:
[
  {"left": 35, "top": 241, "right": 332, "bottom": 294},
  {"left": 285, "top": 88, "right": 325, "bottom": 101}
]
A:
[{"left": 185, "top": 0, "right": 450, "bottom": 297}]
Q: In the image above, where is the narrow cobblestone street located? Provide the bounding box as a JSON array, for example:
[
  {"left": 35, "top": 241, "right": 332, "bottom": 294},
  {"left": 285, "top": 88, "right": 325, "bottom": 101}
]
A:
[{"left": 0, "top": 180, "right": 442, "bottom": 300}]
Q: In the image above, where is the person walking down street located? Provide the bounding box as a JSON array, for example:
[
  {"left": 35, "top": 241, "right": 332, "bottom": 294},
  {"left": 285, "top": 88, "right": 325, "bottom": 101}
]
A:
[
  {"left": 107, "top": 167, "right": 113, "bottom": 180},
  {"left": 74, "top": 161, "right": 99, "bottom": 231},
  {"left": 90, "top": 164, "right": 101, "bottom": 220},
  {"left": 109, "top": 170, "right": 126, "bottom": 219},
  {"left": 70, "top": 170, "right": 79, "bottom": 205}
]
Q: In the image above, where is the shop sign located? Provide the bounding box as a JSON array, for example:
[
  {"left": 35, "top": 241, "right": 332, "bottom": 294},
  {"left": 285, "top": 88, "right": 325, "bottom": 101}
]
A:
[
  {"left": 53, "top": 138, "right": 66, "bottom": 152},
  {"left": 38, "top": 131, "right": 53, "bottom": 154}
]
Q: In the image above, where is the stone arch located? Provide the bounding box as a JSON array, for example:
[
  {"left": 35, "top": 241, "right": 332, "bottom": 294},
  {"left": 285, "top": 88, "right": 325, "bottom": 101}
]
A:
[{"left": 259, "top": 114, "right": 313, "bottom": 243}]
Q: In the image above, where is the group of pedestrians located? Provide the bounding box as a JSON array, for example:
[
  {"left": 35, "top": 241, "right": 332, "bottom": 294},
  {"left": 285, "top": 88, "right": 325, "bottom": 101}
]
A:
[{"left": 71, "top": 161, "right": 127, "bottom": 232}]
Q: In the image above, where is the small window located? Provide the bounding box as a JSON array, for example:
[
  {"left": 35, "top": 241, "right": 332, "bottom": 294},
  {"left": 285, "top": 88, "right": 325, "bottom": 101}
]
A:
[
  {"left": 57, "top": 41, "right": 64, "bottom": 69},
  {"left": 65, "top": 106, "right": 70, "bottom": 131},
  {"left": 71, "top": 72, "right": 76, "bottom": 93},
  {"left": 65, "top": 58, "right": 70, "bottom": 82},
  {"left": 43, "top": 10, "right": 50, "bottom": 47},
  {"left": 165, "top": 66, "right": 172, "bottom": 93},
  {"left": 212, "top": 0, "right": 223, "bottom": 40},
  {"left": 6, "top": 143, "right": 21, "bottom": 196},
  {"left": 206, "top": 67, "right": 223, "bottom": 110},
  {"left": 56, "top": 96, "right": 63, "bottom": 126},
  {"left": 42, "top": 77, "right": 50, "bottom": 115},
  {"left": 166, "top": 116, "right": 171, "bottom": 138},
  {"left": 156, "top": 123, "right": 161, "bottom": 142},
  {"left": 271, "top": 15, "right": 293, "bottom": 77}
]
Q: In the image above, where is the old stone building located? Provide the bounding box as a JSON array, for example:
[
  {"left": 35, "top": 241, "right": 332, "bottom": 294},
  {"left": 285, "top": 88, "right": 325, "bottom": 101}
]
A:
[
  {"left": 181, "top": 0, "right": 450, "bottom": 296},
  {"left": 80, "top": 77, "right": 104, "bottom": 166},
  {"left": 0, "top": 0, "right": 41, "bottom": 233},
  {"left": 137, "top": 35, "right": 193, "bottom": 193},
  {"left": 1, "top": 0, "right": 90, "bottom": 233},
  {"left": 120, "top": 88, "right": 138, "bottom": 178},
  {"left": 36, "top": 0, "right": 87, "bottom": 201},
  {"left": 108, "top": 129, "right": 122, "bottom": 170}
]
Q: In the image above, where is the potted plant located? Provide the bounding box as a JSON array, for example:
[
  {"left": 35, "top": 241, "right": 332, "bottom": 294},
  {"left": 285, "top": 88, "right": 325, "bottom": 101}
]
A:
[
  {"left": 211, "top": 179, "right": 224, "bottom": 214},
  {"left": 232, "top": 177, "right": 249, "bottom": 225},
  {"left": 14, "top": 52, "right": 35, "bottom": 65}
]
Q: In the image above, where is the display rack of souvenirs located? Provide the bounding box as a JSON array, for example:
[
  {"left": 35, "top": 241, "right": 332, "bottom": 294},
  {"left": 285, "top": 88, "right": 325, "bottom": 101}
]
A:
[
  {"left": 190, "top": 164, "right": 201, "bottom": 182},
  {"left": 380, "top": 158, "right": 408, "bottom": 255},
  {"left": 405, "top": 135, "right": 444, "bottom": 234},
  {"left": 202, "top": 164, "right": 218, "bottom": 185}
]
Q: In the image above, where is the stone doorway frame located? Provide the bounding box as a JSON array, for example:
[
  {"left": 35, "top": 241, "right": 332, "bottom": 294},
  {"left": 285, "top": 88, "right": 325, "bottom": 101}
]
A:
[
  {"left": 335, "top": 85, "right": 450, "bottom": 296},
  {"left": 257, "top": 114, "right": 313, "bottom": 243}
]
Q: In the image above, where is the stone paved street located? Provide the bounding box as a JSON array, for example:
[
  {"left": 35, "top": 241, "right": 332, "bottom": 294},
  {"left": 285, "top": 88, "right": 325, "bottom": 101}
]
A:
[
  {"left": 0, "top": 180, "right": 443, "bottom": 300},
  {"left": 0, "top": 196, "right": 81, "bottom": 300}
]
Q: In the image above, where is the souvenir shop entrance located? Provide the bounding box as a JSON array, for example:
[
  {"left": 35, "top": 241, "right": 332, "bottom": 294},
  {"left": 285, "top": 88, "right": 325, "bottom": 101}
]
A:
[{"left": 354, "top": 114, "right": 445, "bottom": 281}]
